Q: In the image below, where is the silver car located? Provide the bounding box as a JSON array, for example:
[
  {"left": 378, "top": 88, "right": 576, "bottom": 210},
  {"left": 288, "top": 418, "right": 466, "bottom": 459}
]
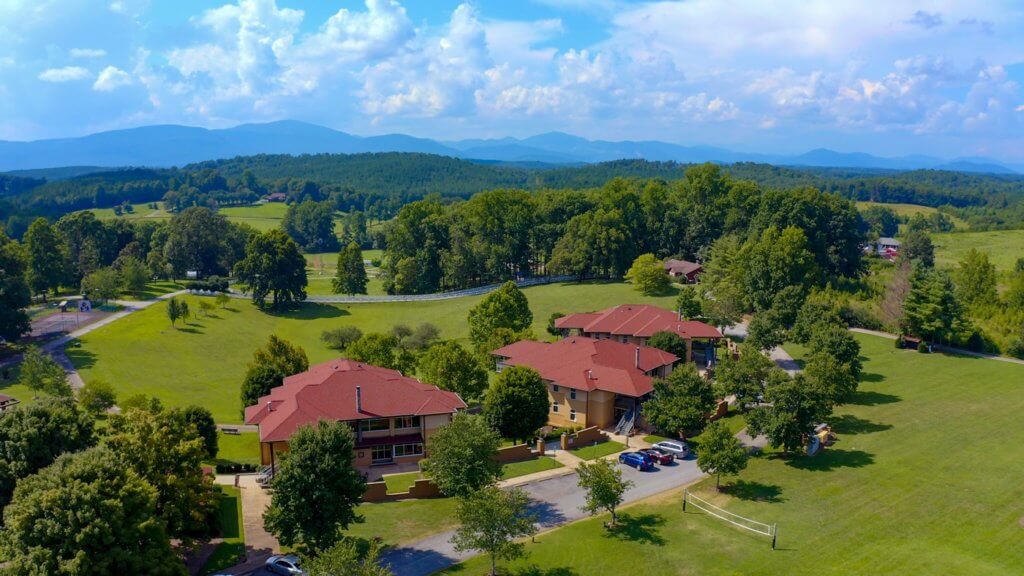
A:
[
  {"left": 652, "top": 440, "right": 690, "bottom": 458},
  {"left": 266, "top": 554, "right": 305, "bottom": 575}
]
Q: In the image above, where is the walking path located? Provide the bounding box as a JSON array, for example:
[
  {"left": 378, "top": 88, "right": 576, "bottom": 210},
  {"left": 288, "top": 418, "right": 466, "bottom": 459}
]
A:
[{"left": 849, "top": 327, "right": 1024, "bottom": 366}]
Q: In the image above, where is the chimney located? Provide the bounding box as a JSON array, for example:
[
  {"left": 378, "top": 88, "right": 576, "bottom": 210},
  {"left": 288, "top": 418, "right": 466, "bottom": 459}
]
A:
[
  {"left": 587, "top": 369, "right": 593, "bottom": 380},
  {"left": 356, "top": 386, "right": 362, "bottom": 413},
  {"left": 635, "top": 347, "right": 641, "bottom": 369},
  {"left": 267, "top": 400, "right": 273, "bottom": 412}
]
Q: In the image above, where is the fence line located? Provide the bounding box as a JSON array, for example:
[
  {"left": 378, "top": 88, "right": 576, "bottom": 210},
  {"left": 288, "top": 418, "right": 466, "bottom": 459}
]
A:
[{"left": 220, "top": 275, "right": 579, "bottom": 304}]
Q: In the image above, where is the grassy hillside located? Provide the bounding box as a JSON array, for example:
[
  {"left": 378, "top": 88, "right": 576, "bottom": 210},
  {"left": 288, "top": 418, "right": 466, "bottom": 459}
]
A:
[
  {"left": 66, "top": 281, "right": 678, "bottom": 422},
  {"left": 933, "top": 229, "right": 1024, "bottom": 272},
  {"left": 446, "top": 334, "right": 1024, "bottom": 575}
]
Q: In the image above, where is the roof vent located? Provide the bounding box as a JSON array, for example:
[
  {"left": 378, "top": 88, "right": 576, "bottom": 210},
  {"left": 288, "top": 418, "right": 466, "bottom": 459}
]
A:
[
  {"left": 267, "top": 400, "right": 274, "bottom": 412},
  {"left": 587, "top": 369, "right": 594, "bottom": 379}
]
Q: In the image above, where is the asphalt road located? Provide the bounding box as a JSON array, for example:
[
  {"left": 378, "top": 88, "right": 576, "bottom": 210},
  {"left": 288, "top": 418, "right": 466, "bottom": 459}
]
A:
[{"left": 381, "top": 455, "right": 704, "bottom": 576}]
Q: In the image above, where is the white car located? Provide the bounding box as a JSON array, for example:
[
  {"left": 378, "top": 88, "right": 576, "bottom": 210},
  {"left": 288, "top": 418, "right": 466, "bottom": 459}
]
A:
[
  {"left": 652, "top": 440, "right": 690, "bottom": 458},
  {"left": 266, "top": 555, "right": 306, "bottom": 575}
]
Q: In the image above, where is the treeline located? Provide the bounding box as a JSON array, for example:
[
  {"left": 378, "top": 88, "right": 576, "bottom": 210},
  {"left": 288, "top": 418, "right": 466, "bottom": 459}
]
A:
[
  {"left": 4, "top": 154, "right": 1024, "bottom": 237},
  {"left": 380, "top": 164, "right": 864, "bottom": 294}
]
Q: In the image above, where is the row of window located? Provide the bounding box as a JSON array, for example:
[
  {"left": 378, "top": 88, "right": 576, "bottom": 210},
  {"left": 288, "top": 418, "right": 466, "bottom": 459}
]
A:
[
  {"left": 370, "top": 442, "right": 424, "bottom": 463},
  {"left": 551, "top": 403, "right": 577, "bottom": 421},
  {"left": 551, "top": 384, "right": 578, "bottom": 399},
  {"left": 358, "top": 416, "right": 421, "bottom": 432}
]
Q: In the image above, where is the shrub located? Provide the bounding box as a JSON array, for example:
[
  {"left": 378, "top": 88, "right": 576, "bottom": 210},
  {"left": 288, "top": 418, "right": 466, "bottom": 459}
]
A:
[{"left": 186, "top": 277, "right": 229, "bottom": 292}]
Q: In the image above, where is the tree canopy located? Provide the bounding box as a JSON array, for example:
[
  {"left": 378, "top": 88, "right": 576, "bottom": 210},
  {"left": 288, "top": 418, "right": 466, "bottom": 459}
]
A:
[
  {"left": 484, "top": 366, "right": 549, "bottom": 444},
  {"left": 643, "top": 365, "right": 716, "bottom": 439},
  {"left": 239, "top": 335, "right": 309, "bottom": 412},
  {"left": 421, "top": 413, "right": 502, "bottom": 497},
  {"left": 233, "top": 229, "right": 308, "bottom": 308}
]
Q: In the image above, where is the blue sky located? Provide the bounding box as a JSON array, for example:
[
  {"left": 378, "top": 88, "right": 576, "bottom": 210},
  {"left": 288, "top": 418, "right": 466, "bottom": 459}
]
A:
[{"left": 1, "top": 1, "right": 1023, "bottom": 163}]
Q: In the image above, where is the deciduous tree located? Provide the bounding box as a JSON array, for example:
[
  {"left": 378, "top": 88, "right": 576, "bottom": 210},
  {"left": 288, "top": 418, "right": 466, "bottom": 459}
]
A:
[
  {"left": 233, "top": 229, "right": 308, "bottom": 309},
  {"left": 625, "top": 253, "right": 670, "bottom": 295},
  {"left": 467, "top": 281, "right": 533, "bottom": 348},
  {"left": 23, "top": 217, "right": 67, "bottom": 299},
  {"left": 418, "top": 341, "right": 488, "bottom": 401},
  {"left": 643, "top": 365, "right": 716, "bottom": 439},
  {"left": 451, "top": 486, "right": 537, "bottom": 576},
  {"left": 78, "top": 379, "right": 117, "bottom": 414},
  {"left": 695, "top": 420, "right": 748, "bottom": 490},
  {"left": 0, "top": 232, "right": 32, "bottom": 341},
  {"left": 0, "top": 447, "right": 184, "bottom": 576},
  {"left": 19, "top": 346, "right": 70, "bottom": 399},
  {"left": 484, "top": 366, "right": 549, "bottom": 444},
  {"left": 715, "top": 346, "right": 774, "bottom": 409},
  {"left": 422, "top": 413, "right": 502, "bottom": 497},
  {"left": 240, "top": 335, "right": 309, "bottom": 410},
  {"left": 304, "top": 539, "right": 393, "bottom": 576},
  {"left": 81, "top": 266, "right": 121, "bottom": 303},
  {"left": 576, "top": 458, "right": 633, "bottom": 525},
  {"left": 746, "top": 373, "right": 832, "bottom": 454},
  {"left": 955, "top": 248, "right": 998, "bottom": 306},
  {"left": 264, "top": 420, "right": 366, "bottom": 554}
]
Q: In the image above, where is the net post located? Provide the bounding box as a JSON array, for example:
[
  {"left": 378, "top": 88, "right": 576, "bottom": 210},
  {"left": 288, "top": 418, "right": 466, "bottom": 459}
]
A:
[
  {"left": 771, "top": 523, "right": 777, "bottom": 550},
  {"left": 682, "top": 490, "right": 687, "bottom": 512}
]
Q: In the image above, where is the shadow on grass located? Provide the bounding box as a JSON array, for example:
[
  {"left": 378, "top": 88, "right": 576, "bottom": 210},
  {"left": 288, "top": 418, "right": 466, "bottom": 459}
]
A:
[
  {"left": 65, "top": 347, "right": 97, "bottom": 371},
  {"left": 509, "top": 567, "right": 581, "bottom": 576},
  {"left": 605, "top": 513, "right": 667, "bottom": 546},
  {"left": 784, "top": 448, "right": 875, "bottom": 471},
  {"left": 830, "top": 414, "right": 893, "bottom": 435},
  {"left": 176, "top": 326, "right": 205, "bottom": 335},
  {"left": 265, "top": 303, "right": 349, "bottom": 320},
  {"left": 859, "top": 372, "right": 886, "bottom": 383},
  {"left": 723, "top": 480, "right": 784, "bottom": 503},
  {"left": 848, "top": 390, "right": 901, "bottom": 406}
]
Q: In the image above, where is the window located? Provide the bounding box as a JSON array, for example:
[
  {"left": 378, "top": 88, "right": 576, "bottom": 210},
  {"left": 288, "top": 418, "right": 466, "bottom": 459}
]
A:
[
  {"left": 359, "top": 418, "right": 389, "bottom": 432},
  {"left": 552, "top": 384, "right": 560, "bottom": 392},
  {"left": 393, "top": 443, "right": 424, "bottom": 458},
  {"left": 551, "top": 402, "right": 559, "bottom": 413},
  {"left": 394, "top": 416, "right": 421, "bottom": 430},
  {"left": 570, "top": 389, "right": 577, "bottom": 400},
  {"left": 371, "top": 445, "right": 392, "bottom": 463},
  {"left": 569, "top": 409, "right": 577, "bottom": 422}
]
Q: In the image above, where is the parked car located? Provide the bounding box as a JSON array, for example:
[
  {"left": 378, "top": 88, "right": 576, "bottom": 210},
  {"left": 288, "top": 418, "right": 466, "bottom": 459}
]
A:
[
  {"left": 641, "top": 448, "right": 675, "bottom": 465},
  {"left": 618, "top": 451, "right": 654, "bottom": 471},
  {"left": 652, "top": 440, "right": 690, "bottom": 459},
  {"left": 266, "top": 555, "right": 306, "bottom": 575}
]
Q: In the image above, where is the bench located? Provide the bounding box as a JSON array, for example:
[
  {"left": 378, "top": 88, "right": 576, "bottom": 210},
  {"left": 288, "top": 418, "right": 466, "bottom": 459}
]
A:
[{"left": 222, "top": 427, "right": 240, "bottom": 435}]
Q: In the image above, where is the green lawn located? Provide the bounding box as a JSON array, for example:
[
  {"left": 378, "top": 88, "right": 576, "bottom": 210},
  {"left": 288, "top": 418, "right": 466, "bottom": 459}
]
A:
[
  {"left": 643, "top": 411, "right": 747, "bottom": 446},
  {"left": 347, "top": 498, "right": 459, "bottom": 547},
  {"left": 121, "top": 280, "right": 185, "bottom": 301},
  {"left": 856, "top": 201, "right": 967, "bottom": 229},
  {"left": 382, "top": 471, "right": 423, "bottom": 494},
  {"left": 568, "top": 440, "right": 626, "bottom": 461},
  {"left": 88, "top": 202, "right": 170, "bottom": 221},
  {"left": 933, "top": 229, "right": 1024, "bottom": 272},
  {"left": 200, "top": 485, "right": 245, "bottom": 575},
  {"left": 67, "top": 281, "right": 678, "bottom": 422},
  {"left": 445, "top": 334, "right": 1024, "bottom": 575},
  {"left": 206, "top": 431, "right": 260, "bottom": 467},
  {"left": 501, "top": 457, "right": 563, "bottom": 480}
]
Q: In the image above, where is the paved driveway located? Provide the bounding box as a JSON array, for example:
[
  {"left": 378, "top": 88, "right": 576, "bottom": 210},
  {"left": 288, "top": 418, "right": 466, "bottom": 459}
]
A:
[{"left": 381, "top": 456, "right": 704, "bottom": 576}]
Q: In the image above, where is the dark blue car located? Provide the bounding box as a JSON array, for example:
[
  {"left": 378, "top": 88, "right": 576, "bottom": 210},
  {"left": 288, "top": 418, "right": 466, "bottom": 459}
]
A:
[{"left": 618, "top": 451, "right": 654, "bottom": 471}]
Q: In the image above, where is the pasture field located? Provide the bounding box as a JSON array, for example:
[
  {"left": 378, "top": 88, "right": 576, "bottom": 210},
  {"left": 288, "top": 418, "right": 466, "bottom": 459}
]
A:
[
  {"left": 444, "top": 333, "right": 1024, "bottom": 576},
  {"left": 67, "top": 281, "right": 679, "bottom": 423},
  {"left": 933, "top": 229, "right": 1024, "bottom": 272},
  {"left": 855, "top": 201, "right": 967, "bottom": 230},
  {"left": 88, "top": 202, "right": 170, "bottom": 221}
]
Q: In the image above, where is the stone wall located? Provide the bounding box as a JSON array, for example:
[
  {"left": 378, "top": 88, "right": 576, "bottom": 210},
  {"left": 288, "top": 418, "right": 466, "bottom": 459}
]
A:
[
  {"left": 362, "top": 478, "right": 443, "bottom": 502},
  {"left": 493, "top": 443, "right": 534, "bottom": 463}
]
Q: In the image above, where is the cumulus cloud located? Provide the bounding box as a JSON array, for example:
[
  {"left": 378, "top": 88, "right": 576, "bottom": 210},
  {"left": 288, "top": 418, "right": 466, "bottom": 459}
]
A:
[
  {"left": 905, "top": 10, "right": 943, "bottom": 29},
  {"left": 93, "top": 66, "right": 132, "bottom": 91},
  {"left": 38, "top": 66, "right": 91, "bottom": 82}
]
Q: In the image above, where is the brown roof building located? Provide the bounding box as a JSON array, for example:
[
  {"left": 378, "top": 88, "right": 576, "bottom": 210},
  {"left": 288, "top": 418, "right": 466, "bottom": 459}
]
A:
[
  {"left": 245, "top": 359, "right": 465, "bottom": 471},
  {"left": 554, "top": 304, "right": 723, "bottom": 366},
  {"left": 492, "top": 337, "right": 677, "bottom": 430},
  {"left": 664, "top": 259, "right": 703, "bottom": 283}
]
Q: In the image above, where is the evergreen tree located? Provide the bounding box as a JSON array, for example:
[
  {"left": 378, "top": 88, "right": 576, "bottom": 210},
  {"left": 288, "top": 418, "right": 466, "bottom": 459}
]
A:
[{"left": 332, "top": 241, "right": 368, "bottom": 295}]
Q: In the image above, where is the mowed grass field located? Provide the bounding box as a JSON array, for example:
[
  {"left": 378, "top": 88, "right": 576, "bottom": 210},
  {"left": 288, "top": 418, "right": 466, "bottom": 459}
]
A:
[
  {"left": 855, "top": 201, "right": 967, "bottom": 229},
  {"left": 933, "top": 229, "right": 1024, "bottom": 272},
  {"left": 67, "top": 281, "right": 678, "bottom": 423},
  {"left": 304, "top": 249, "right": 386, "bottom": 296},
  {"left": 445, "top": 334, "right": 1024, "bottom": 576}
]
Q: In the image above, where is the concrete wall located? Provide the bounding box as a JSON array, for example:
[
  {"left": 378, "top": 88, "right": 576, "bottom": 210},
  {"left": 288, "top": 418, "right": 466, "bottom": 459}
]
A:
[
  {"left": 492, "top": 443, "right": 534, "bottom": 463},
  {"left": 363, "top": 478, "right": 442, "bottom": 502},
  {"left": 560, "top": 426, "right": 609, "bottom": 450}
]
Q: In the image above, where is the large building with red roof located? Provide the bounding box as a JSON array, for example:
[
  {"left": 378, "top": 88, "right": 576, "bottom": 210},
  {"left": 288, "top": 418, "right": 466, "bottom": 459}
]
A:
[
  {"left": 554, "top": 304, "right": 723, "bottom": 366},
  {"left": 492, "top": 337, "right": 677, "bottom": 429},
  {"left": 244, "top": 359, "right": 466, "bottom": 471}
]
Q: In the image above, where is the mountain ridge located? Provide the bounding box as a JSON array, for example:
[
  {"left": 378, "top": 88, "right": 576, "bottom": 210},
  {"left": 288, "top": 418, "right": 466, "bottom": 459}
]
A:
[{"left": 0, "top": 120, "right": 1017, "bottom": 175}]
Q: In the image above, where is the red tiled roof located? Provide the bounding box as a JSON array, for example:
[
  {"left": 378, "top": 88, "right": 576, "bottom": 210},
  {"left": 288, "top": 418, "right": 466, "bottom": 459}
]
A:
[
  {"left": 492, "top": 337, "right": 677, "bottom": 398},
  {"left": 244, "top": 359, "right": 466, "bottom": 443},
  {"left": 554, "top": 304, "right": 723, "bottom": 340},
  {"left": 664, "top": 259, "right": 702, "bottom": 276}
]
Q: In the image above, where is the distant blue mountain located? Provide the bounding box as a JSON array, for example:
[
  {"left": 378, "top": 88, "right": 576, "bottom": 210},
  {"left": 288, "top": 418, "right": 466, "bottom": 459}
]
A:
[{"left": 0, "top": 120, "right": 1016, "bottom": 175}]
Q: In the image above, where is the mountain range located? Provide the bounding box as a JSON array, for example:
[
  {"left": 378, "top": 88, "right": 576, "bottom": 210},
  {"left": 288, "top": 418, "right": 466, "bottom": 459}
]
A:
[{"left": 0, "top": 120, "right": 1018, "bottom": 175}]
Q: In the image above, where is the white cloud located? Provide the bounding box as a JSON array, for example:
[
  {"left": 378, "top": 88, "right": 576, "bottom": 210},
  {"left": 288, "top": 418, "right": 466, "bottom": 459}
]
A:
[
  {"left": 38, "top": 66, "right": 91, "bottom": 82},
  {"left": 71, "top": 48, "right": 107, "bottom": 59},
  {"left": 93, "top": 66, "right": 132, "bottom": 91}
]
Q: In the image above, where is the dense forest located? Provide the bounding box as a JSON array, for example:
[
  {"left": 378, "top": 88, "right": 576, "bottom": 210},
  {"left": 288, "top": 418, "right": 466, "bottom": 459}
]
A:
[{"left": 2, "top": 153, "right": 1024, "bottom": 237}]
